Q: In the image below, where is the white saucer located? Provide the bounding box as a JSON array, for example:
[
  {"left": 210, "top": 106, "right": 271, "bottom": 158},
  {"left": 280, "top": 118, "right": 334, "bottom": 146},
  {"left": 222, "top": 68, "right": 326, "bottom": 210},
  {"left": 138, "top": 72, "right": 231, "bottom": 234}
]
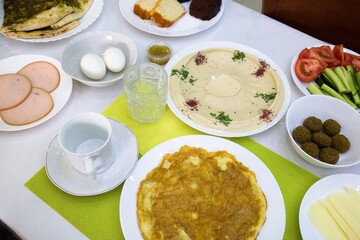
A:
[{"left": 45, "top": 118, "right": 138, "bottom": 196}]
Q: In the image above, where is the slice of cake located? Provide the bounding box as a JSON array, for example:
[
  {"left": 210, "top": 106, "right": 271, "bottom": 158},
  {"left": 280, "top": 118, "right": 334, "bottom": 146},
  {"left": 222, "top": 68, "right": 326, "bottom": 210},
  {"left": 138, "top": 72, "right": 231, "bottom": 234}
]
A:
[
  {"left": 189, "top": 0, "right": 222, "bottom": 21},
  {"left": 133, "top": 0, "right": 157, "bottom": 20},
  {"left": 150, "top": 0, "right": 185, "bottom": 27}
]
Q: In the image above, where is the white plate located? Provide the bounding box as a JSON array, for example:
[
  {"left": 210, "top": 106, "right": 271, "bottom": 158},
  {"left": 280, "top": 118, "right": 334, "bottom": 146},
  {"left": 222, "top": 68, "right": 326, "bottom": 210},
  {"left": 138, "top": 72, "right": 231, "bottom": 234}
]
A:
[
  {"left": 45, "top": 118, "right": 138, "bottom": 196},
  {"left": 119, "top": 0, "right": 224, "bottom": 37},
  {"left": 0, "top": 0, "right": 103, "bottom": 42},
  {"left": 165, "top": 41, "right": 291, "bottom": 137},
  {"left": 120, "top": 135, "right": 286, "bottom": 240},
  {"left": 299, "top": 173, "right": 360, "bottom": 240},
  {"left": 290, "top": 45, "right": 360, "bottom": 95},
  {"left": 0, "top": 54, "right": 72, "bottom": 131}
]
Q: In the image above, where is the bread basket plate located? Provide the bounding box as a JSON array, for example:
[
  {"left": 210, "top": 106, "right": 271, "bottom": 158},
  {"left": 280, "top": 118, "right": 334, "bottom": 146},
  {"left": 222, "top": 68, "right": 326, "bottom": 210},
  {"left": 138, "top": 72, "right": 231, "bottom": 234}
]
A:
[
  {"left": 299, "top": 174, "right": 360, "bottom": 240},
  {"left": 290, "top": 45, "right": 360, "bottom": 96},
  {"left": 120, "top": 135, "right": 286, "bottom": 240},
  {"left": 165, "top": 41, "right": 291, "bottom": 137},
  {"left": 0, "top": 0, "right": 103, "bottom": 42},
  {"left": 0, "top": 54, "right": 72, "bottom": 131},
  {"left": 119, "top": 0, "right": 224, "bottom": 37}
]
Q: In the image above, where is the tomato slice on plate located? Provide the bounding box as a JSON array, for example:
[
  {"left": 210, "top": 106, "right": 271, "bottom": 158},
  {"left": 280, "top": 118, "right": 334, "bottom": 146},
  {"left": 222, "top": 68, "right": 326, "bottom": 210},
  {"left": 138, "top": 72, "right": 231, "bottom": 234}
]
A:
[
  {"left": 299, "top": 48, "right": 311, "bottom": 59},
  {"left": 311, "top": 46, "right": 340, "bottom": 68},
  {"left": 351, "top": 58, "right": 360, "bottom": 72},
  {"left": 295, "top": 58, "right": 324, "bottom": 82},
  {"left": 333, "top": 44, "right": 345, "bottom": 66},
  {"left": 308, "top": 49, "right": 328, "bottom": 68}
]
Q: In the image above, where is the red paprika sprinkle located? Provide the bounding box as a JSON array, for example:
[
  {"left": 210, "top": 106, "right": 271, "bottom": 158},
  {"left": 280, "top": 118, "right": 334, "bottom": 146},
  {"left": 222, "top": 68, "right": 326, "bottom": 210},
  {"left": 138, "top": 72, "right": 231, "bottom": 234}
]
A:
[
  {"left": 259, "top": 108, "right": 274, "bottom": 122},
  {"left": 185, "top": 99, "right": 199, "bottom": 111},
  {"left": 253, "top": 60, "right": 269, "bottom": 78},
  {"left": 194, "top": 52, "right": 207, "bottom": 65}
]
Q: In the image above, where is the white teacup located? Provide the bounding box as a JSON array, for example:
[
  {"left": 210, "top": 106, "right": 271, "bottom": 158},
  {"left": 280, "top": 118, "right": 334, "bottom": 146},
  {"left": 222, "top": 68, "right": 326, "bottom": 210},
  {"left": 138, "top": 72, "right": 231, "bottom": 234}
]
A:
[{"left": 58, "top": 112, "right": 115, "bottom": 180}]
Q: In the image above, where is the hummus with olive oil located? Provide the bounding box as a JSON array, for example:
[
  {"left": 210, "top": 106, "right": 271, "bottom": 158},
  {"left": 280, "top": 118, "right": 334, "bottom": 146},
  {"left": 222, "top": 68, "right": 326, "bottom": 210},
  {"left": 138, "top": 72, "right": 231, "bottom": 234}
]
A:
[{"left": 169, "top": 48, "right": 285, "bottom": 132}]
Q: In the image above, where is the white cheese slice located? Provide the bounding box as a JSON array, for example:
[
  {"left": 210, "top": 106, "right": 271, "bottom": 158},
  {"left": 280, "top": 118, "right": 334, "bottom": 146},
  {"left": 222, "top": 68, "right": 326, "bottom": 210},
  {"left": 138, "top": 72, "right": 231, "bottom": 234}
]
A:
[{"left": 308, "top": 200, "right": 348, "bottom": 240}]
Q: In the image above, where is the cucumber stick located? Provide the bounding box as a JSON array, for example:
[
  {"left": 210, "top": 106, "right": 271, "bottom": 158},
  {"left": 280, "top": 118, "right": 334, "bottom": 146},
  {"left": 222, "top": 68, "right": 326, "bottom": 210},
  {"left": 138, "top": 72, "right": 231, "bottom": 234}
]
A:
[
  {"left": 323, "top": 68, "right": 347, "bottom": 93},
  {"left": 307, "top": 83, "right": 324, "bottom": 95},
  {"left": 334, "top": 67, "right": 351, "bottom": 92}
]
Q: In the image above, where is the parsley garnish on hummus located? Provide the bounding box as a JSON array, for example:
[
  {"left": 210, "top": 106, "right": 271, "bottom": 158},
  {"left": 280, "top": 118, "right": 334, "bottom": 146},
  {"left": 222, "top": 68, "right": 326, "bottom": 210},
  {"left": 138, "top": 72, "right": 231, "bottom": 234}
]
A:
[
  {"left": 210, "top": 111, "right": 233, "bottom": 126},
  {"left": 232, "top": 50, "right": 245, "bottom": 62},
  {"left": 254, "top": 91, "right": 277, "bottom": 102},
  {"left": 171, "top": 65, "right": 198, "bottom": 85}
]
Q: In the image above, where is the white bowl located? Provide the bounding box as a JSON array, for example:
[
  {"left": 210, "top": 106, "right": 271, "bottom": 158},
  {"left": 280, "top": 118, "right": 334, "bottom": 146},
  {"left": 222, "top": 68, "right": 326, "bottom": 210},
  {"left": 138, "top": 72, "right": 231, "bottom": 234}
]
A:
[
  {"left": 61, "top": 31, "right": 138, "bottom": 87},
  {"left": 286, "top": 95, "right": 360, "bottom": 168}
]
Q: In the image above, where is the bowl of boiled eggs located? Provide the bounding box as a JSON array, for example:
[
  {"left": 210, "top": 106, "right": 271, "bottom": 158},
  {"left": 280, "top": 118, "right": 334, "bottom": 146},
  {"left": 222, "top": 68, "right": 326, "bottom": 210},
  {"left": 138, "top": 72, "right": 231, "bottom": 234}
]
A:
[{"left": 61, "top": 31, "right": 137, "bottom": 87}]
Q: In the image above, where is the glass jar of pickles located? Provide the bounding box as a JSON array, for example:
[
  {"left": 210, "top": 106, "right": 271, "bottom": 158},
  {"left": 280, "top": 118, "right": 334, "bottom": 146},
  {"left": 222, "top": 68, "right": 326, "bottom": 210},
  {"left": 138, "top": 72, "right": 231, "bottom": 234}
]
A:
[{"left": 147, "top": 42, "right": 172, "bottom": 65}]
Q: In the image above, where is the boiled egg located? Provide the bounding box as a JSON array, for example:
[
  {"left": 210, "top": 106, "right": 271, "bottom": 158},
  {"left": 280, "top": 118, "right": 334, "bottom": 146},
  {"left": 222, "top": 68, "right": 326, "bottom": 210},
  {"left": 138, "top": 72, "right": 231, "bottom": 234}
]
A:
[
  {"left": 103, "top": 47, "right": 126, "bottom": 73},
  {"left": 80, "top": 54, "right": 106, "bottom": 80}
]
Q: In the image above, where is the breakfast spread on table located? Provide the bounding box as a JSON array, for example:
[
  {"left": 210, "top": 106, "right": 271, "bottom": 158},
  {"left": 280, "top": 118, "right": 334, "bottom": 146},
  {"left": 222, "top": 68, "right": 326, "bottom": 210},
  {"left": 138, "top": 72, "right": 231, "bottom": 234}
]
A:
[
  {"left": 136, "top": 145, "right": 266, "bottom": 240},
  {"left": 1, "top": 1, "right": 360, "bottom": 239},
  {"left": 0, "top": 61, "right": 60, "bottom": 126},
  {"left": 0, "top": 0, "right": 94, "bottom": 39}
]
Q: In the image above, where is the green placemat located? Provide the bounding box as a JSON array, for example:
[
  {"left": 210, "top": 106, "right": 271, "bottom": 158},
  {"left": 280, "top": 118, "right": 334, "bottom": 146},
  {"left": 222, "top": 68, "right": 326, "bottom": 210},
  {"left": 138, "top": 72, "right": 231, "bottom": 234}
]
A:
[{"left": 25, "top": 94, "right": 319, "bottom": 240}]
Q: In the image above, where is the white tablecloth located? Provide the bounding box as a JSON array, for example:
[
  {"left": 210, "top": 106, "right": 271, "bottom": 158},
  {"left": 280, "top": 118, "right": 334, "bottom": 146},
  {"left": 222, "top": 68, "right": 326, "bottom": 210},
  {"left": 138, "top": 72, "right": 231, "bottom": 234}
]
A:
[{"left": 0, "top": 0, "right": 359, "bottom": 239}]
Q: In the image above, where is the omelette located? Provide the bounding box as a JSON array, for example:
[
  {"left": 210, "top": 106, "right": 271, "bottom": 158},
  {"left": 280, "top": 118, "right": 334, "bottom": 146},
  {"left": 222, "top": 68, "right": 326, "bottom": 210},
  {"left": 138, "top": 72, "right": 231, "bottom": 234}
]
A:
[{"left": 137, "top": 145, "right": 267, "bottom": 240}]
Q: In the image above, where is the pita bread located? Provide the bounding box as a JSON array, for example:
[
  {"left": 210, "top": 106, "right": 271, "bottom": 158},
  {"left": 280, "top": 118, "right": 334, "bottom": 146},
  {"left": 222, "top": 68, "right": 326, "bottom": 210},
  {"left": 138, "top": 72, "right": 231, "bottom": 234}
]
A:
[
  {"left": 0, "top": 4, "right": 74, "bottom": 33},
  {"left": 5, "top": 21, "right": 80, "bottom": 39},
  {"left": 51, "top": 0, "right": 94, "bottom": 29}
]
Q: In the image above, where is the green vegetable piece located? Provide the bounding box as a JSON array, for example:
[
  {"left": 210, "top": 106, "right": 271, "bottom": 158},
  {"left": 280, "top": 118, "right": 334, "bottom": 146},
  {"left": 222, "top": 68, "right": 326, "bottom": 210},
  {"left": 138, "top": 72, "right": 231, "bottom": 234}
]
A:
[
  {"left": 210, "top": 111, "right": 232, "bottom": 126},
  {"left": 341, "top": 93, "right": 359, "bottom": 109},
  {"left": 232, "top": 50, "right": 245, "bottom": 62},
  {"left": 334, "top": 67, "right": 350, "bottom": 93},
  {"left": 307, "top": 83, "right": 324, "bottom": 95},
  {"left": 323, "top": 68, "right": 347, "bottom": 93},
  {"left": 254, "top": 91, "right": 277, "bottom": 102},
  {"left": 346, "top": 65, "right": 359, "bottom": 91}
]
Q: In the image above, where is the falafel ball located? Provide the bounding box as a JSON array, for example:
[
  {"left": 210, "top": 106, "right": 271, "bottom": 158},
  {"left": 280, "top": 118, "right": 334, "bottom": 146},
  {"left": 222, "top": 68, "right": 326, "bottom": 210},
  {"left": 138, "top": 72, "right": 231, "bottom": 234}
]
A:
[
  {"left": 332, "top": 134, "right": 350, "bottom": 153},
  {"left": 303, "top": 116, "right": 323, "bottom": 133},
  {"left": 319, "top": 147, "right": 340, "bottom": 164},
  {"left": 292, "top": 126, "right": 312, "bottom": 144},
  {"left": 323, "top": 119, "right": 341, "bottom": 136},
  {"left": 301, "top": 142, "right": 320, "bottom": 158},
  {"left": 312, "top": 132, "right": 332, "bottom": 148}
]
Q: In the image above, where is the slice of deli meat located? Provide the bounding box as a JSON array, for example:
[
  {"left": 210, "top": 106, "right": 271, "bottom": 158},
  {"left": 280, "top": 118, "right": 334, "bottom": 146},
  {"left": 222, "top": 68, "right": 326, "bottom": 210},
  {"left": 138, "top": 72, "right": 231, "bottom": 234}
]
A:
[
  {"left": 0, "top": 74, "right": 32, "bottom": 110},
  {"left": 17, "top": 61, "right": 60, "bottom": 93},
  {"left": 1, "top": 87, "right": 54, "bottom": 126}
]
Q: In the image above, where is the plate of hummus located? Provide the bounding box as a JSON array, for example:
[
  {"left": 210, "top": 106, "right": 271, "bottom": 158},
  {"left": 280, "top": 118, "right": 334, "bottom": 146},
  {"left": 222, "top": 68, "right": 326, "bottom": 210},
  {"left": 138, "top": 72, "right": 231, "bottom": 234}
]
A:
[
  {"left": 165, "top": 41, "right": 291, "bottom": 137},
  {"left": 120, "top": 135, "right": 286, "bottom": 240}
]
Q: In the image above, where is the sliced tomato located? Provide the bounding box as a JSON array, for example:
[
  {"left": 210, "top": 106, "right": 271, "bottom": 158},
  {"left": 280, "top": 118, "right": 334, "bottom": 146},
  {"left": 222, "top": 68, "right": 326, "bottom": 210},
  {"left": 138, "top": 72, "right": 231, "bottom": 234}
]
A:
[
  {"left": 333, "top": 44, "right": 345, "bottom": 66},
  {"left": 352, "top": 59, "right": 360, "bottom": 73},
  {"left": 298, "top": 48, "right": 311, "bottom": 59},
  {"left": 344, "top": 53, "right": 354, "bottom": 66},
  {"left": 295, "top": 58, "right": 324, "bottom": 82},
  {"left": 311, "top": 46, "right": 340, "bottom": 68},
  {"left": 308, "top": 49, "right": 328, "bottom": 68}
]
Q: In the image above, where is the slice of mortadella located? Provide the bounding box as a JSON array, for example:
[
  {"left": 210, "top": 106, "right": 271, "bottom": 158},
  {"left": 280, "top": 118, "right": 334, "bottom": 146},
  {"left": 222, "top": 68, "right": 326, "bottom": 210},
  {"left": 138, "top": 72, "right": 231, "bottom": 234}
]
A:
[
  {"left": 1, "top": 87, "right": 54, "bottom": 126},
  {"left": 17, "top": 61, "right": 60, "bottom": 93},
  {"left": 0, "top": 74, "right": 32, "bottom": 110}
]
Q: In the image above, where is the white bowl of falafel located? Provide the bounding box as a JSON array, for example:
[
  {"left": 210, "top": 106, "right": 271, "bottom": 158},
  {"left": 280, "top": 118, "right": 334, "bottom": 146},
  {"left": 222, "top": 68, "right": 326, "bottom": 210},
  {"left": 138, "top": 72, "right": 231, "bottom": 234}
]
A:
[{"left": 286, "top": 95, "right": 360, "bottom": 168}]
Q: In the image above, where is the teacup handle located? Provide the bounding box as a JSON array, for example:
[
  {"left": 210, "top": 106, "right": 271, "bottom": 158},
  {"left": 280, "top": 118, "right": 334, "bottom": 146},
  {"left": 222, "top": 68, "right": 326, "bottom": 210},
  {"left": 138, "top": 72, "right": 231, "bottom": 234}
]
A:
[{"left": 85, "top": 157, "right": 96, "bottom": 180}]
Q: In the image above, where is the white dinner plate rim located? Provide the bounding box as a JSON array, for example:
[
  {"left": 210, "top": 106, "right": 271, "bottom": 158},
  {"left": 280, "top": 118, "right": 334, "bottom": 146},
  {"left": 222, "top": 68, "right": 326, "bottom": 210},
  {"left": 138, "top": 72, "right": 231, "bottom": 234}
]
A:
[
  {"left": 164, "top": 41, "right": 291, "bottom": 137},
  {"left": 120, "top": 134, "right": 286, "bottom": 240},
  {"left": 0, "top": 54, "right": 73, "bottom": 131},
  {"left": 299, "top": 173, "right": 360, "bottom": 240},
  {"left": 0, "top": 0, "right": 104, "bottom": 42},
  {"left": 45, "top": 118, "right": 139, "bottom": 196},
  {"left": 290, "top": 44, "right": 360, "bottom": 96},
  {"left": 118, "top": 0, "right": 225, "bottom": 37}
]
